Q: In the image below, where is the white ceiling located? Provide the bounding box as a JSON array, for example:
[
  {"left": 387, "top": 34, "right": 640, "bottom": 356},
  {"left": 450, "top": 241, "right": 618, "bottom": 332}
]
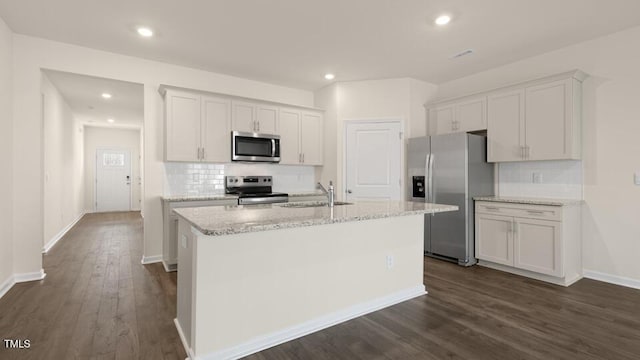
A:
[
  {"left": 4, "top": 0, "right": 640, "bottom": 90},
  {"left": 43, "top": 70, "right": 144, "bottom": 128}
]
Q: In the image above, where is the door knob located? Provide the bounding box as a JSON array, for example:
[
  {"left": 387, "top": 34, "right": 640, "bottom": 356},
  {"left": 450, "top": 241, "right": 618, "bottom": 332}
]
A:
[{"left": 347, "top": 189, "right": 353, "bottom": 194}]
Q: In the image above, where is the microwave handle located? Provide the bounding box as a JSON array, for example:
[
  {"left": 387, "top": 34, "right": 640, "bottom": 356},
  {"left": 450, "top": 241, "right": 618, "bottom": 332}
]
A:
[{"left": 271, "top": 139, "right": 276, "bottom": 156}]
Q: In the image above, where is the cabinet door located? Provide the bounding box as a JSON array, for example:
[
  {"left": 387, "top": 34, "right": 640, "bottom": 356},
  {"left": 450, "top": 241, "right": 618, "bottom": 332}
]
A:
[
  {"left": 487, "top": 89, "right": 525, "bottom": 162},
  {"left": 201, "top": 96, "right": 231, "bottom": 162},
  {"left": 256, "top": 104, "right": 278, "bottom": 134},
  {"left": 433, "top": 105, "right": 455, "bottom": 135},
  {"left": 475, "top": 213, "right": 514, "bottom": 266},
  {"left": 300, "top": 111, "right": 323, "bottom": 165},
  {"left": 514, "top": 218, "right": 563, "bottom": 277},
  {"left": 165, "top": 90, "right": 201, "bottom": 162},
  {"left": 456, "top": 97, "right": 486, "bottom": 132},
  {"left": 278, "top": 108, "right": 301, "bottom": 165},
  {"left": 525, "top": 79, "right": 574, "bottom": 161},
  {"left": 232, "top": 101, "right": 256, "bottom": 133}
]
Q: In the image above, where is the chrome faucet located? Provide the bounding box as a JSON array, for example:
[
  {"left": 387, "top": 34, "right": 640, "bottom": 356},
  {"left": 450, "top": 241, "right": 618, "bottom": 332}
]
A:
[{"left": 317, "top": 181, "right": 335, "bottom": 207}]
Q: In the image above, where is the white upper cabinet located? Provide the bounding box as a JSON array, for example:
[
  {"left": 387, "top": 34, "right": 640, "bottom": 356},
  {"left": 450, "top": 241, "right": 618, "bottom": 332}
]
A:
[
  {"left": 525, "top": 79, "right": 579, "bottom": 161},
  {"left": 201, "top": 96, "right": 231, "bottom": 162},
  {"left": 232, "top": 101, "right": 280, "bottom": 134},
  {"left": 163, "top": 86, "right": 322, "bottom": 164},
  {"left": 232, "top": 101, "right": 257, "bottom": 133},
  {"left": 486, "top": 71, "right": 584, "bottom": 162},
  {"left": 279, "top": 108, "right": 301, "bottom": 165},
  {"left": 278, "top": 108, "right": 323, "bottom": 165},
  {"left": 300, "top": 111, "right": 323, "bottom": 165},
  {"left": 428, "top": 97, "right": 487, "bottom": 135},
  {"left": 256, "top": 104, "right": 279, "bottom": 134},
  {"left": 487, "top": 89, "right": 525, "bottom": 162},
  {"left": 164, "top": 89, "right": 231, "bottom": 163}
]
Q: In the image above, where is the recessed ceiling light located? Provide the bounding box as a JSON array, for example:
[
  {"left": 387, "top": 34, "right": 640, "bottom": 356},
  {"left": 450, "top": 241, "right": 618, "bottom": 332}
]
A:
[
  {"left": 324, "top": 73, "right": 335, "bottom": 80},
  {"left": 101, "top": 93, "right": 112, "bottom": 99},
  {"left": 107, "top": 118, "right": 115, "bottom": 123},
  {"left": 435, "top": 15, "right": 451, "bottom": 26},
  {"left": 137, "top": 27, "right": 154, "bottom": 37}
]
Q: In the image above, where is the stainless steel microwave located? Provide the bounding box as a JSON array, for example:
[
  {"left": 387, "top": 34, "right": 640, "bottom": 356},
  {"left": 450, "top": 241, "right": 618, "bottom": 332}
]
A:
[{"left": 231, "top": 131, "right": 281, "bottom": 162}]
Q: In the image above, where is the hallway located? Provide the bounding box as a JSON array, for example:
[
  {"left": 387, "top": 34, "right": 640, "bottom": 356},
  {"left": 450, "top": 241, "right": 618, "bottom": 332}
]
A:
[{"left": 0, "top": 212, "right": 186, "bottom": 359}]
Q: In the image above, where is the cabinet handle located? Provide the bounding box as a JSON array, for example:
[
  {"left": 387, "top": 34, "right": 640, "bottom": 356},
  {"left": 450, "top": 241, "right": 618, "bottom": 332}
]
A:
[
  {"left": 484, "top": 206, "right": 500, "bottom": 211},
  {"left": 525, "top": 146, "right": 531, "bottom": 159},
  {"left": 202, "top": 148, "right": 206, "bottom": 160},
  {"left": 299, "top": 153, "right": 302, "bottom": 163},
  {"left": 302, "top": 153, "right": 305, "bottom": 163},
  {"left": 526, "top": 210, "right": 545, "bottom": 215},
  {"left": 197, "top": 147, "right": 201, "bottom": 160},
  {"left": 257, "top": 121, "right": 260, "bottom": 132}
]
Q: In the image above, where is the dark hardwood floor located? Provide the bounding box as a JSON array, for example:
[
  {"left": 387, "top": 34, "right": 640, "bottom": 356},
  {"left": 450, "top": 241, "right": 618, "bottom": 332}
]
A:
[{"left": 2, "top": 212, "right": 639, "bottom": 359}]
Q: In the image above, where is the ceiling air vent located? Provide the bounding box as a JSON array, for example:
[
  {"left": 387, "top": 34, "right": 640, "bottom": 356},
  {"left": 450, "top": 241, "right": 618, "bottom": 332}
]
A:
[{"left": 450, "top": 49, "right": 474, "bottom": 59}]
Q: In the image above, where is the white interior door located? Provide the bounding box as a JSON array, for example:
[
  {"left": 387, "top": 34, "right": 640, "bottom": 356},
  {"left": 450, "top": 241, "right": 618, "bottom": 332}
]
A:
[
  {"left": 345, "top": 121, "right": 402, "bottom": 202},
  {"left": 96, "top": 148, "right": 131, "bottom": 212}
]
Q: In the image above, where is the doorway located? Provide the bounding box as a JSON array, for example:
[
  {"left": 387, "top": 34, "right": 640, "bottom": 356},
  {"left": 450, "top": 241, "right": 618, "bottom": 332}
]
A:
[
  {"left": 344, "top": 120, "right": 403, "bottom": 202},
  {"left": 95, "top": 148, "right": 132, "bottom": 212}
]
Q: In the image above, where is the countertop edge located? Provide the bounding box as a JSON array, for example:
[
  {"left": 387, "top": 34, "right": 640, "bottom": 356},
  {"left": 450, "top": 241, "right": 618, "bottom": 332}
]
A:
[
  {"left": 175, "top": 205, "right": 457, "bottom": 237},
  {"left": 473, "top": 196, "right": 583, "bottom": 206}
]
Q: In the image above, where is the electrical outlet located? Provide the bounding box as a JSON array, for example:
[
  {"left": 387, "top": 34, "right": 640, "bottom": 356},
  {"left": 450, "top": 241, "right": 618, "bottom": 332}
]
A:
[
  {"left": 181, "top": 235, "right": 188, "bottom": 249},
  {"left": 532, "top": 172, "right": 543, "bottom": 184},
  {"left": 386, "top": 255, "right": 394, "bottom": 269},
  {"left": 635, "top": 172, "right": 640, "bottom": 186}
]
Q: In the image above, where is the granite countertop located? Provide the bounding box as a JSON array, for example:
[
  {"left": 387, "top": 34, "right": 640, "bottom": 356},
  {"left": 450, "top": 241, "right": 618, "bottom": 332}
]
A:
[
  {"left": 161, "top": 194, "right": 239, "bottom": 202},
  {"left": 474, "top": 196, "right": 583, "bottom": 206},
  {"left": 173, "top": 201, "right": 458, "bottom": 236}
]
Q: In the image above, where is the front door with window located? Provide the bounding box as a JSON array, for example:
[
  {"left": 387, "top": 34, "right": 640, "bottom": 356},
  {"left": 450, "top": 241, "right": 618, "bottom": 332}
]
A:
[{"left": 96, "top": 148, "right": 131, "bottom": 212}]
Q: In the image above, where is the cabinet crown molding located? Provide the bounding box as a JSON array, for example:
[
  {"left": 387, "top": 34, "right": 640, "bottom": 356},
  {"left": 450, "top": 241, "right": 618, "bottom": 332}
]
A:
[
  {"left": 158, "top": 84, "right": 325, "bottom": 112},
  {"left": 425, "top": 69, "right": 588, "bottom": 108}
]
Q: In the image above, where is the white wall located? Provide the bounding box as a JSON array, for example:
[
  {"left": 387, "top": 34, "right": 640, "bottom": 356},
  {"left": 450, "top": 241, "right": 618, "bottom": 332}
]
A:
[
  {"left": 314, "top": 78, "right": 437, "bottom": 199},
  {"left": 41, "top": 74, "right": 85, "bottom": 248},
  {"left": 11, "top": 34, "right": 314, "bottom": 274},
  {"left": 0, "top": 16, "right": 14, "bottom": 288},
  {"left": 437, "top": 26, "right": 640, "bottom": 284},
  {"left": 84, "top": 127, "right": 142, "bottom": 212}
]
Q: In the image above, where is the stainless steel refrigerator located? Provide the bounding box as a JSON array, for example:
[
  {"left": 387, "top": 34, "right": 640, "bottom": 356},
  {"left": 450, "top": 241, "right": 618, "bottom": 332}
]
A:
[{"left": 407, "top": 132, "right": 494, "bottom": 266}]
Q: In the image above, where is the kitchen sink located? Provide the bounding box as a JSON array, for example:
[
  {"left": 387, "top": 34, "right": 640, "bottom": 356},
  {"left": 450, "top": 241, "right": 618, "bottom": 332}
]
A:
[{"left": 278, "top": 201, "right": 354, "bottom": 208}]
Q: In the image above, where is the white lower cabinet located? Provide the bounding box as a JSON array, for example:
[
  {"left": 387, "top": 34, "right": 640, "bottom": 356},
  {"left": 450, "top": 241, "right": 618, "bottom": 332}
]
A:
[{"left": 475, "top": 200, "right": 581, "bottom": 286}]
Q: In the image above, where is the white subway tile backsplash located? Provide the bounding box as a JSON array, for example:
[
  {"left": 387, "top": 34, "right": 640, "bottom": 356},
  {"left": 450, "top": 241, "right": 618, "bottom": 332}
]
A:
[
  {"left": 497, "top": 160, "right": 583, "bottom": 200},
  {"left": 163, "top": 162, "right": 316, "bottom": 197}
]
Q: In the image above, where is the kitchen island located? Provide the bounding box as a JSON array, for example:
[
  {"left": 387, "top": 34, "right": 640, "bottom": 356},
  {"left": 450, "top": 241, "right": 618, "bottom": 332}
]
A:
[{"left": 173, "top": 201, "right": 457, "bottom": 360}]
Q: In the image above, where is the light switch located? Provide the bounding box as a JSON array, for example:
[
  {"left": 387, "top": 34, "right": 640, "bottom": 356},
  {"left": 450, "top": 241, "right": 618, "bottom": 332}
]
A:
[
  {"left": 634, "top": 172, "right": 640, "bottom": 186},
  {"left": 181, "top": 235, "right": 188, "bottom": 249}
]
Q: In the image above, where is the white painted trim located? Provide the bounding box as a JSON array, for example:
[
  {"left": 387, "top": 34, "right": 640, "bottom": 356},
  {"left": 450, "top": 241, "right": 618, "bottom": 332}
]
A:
[
  {"left": 162, "top": 261, "right": 177, "bottom": 272},
  {"left": 174, "top": 318, "right": 196, "bottom": 359},
  {"left": 584, "top": 269, "right": 640, "bottom": 290},
  {"left": 0, "top": 275, "right": 16, "bottom": 300},
  {"left": 14, "top": 269, "right": 46, "bottom": 283},
  {"left": 140, "top": 255, "right": 163, "bottom": 265},
  {"left": 195, "top": 285, "right": 426, "bottom": 360},
  {"left": 42, "top": 211, "right": 86, "bottom": 253}
]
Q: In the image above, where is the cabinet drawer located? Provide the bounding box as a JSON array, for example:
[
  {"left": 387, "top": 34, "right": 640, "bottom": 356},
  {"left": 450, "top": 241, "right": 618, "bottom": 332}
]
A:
[{"left": 475, "top": 201, "right": 561, "bottom": 221}]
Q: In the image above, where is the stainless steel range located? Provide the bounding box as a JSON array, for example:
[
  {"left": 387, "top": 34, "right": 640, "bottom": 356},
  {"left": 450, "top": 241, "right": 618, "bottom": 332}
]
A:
[{"left": 225, "top": 176, "right": 289, "bottom": 205}]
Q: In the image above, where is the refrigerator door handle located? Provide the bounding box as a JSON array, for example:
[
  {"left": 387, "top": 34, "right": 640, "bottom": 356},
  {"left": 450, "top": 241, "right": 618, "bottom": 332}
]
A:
[
  {"left": 428, "top": 153, "right": 435, "bottom": 203},
  {"left": 425, "top": 153, "right": 430, "bottom": 202}
]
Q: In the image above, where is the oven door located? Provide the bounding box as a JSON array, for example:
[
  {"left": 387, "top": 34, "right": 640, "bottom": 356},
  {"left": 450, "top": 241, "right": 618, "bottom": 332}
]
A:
[{"left": 232, "top": 131, "right": 281, "bottom": 162}]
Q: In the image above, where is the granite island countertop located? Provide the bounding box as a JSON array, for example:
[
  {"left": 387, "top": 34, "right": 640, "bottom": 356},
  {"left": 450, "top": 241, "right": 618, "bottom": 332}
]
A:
[
  {"left": 173, "top": 201, "right": 458, "bottom": 236},
  {"left": 474, "top": 196, "right": 583, "bottom": 206},
  {"left": 161, "top": 191, "right": 327, "bottom": 203}
]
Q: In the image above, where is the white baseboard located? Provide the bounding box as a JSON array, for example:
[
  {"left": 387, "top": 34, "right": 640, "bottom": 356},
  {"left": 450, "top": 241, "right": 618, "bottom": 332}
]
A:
[
  {"left": 195, "top": 285, "right": 426, "bottom": 360},
  {"left": 174, "top": 318, "right": 196, "bottom": 359},
  {"left": 0, "top": 275, "right": 15, "bottom": 300},
  {"left": 584, "top": 269, "right": 640, "bottom": 290},
  {"left": 43, "top": 212, "right": 86, "bottom": 254},
  {"left": 140, "top": 255, "right": 163, "bottom": 265},
  {"left": 14, "top": 269, "right": 46, "bottom": 283}
]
